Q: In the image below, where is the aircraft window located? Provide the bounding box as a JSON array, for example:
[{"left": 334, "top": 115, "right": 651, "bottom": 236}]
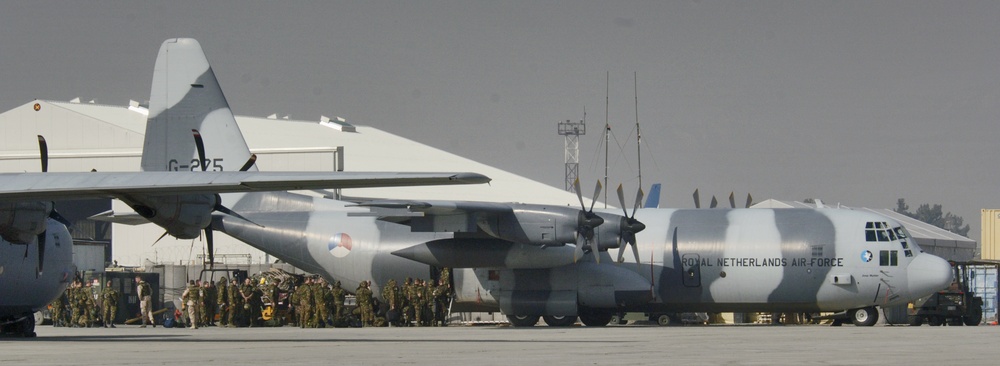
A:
[
  {"left": 866, "top": 222, "right": 874, "bottom": 229},
  {"left": 904, "top": 250, "right": 913, "bottom": 257},
  {"left": 890, "top": 250, "right": 898, "bottom": 266},
  {"left": 877, "top": 230, "right": 890, "bottom": 242},
  {"left": 888, "top": 230, "right": 898, "bottom": 241},
  {"left": 900, "top": 241, "right": 909, "bottom": 249},
  {"left": 893, "top": 227, "right": 908, "bottom": 239},
  {"left": 879, "top": 250, "right": 899, "bottom": 266},
  {"left": 866, "top": 229, "right": 877, "bottom": 242}
]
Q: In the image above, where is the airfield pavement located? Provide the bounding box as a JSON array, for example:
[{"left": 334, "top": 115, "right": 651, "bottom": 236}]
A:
[{"left": 2, "top": 323, "right": 998, "bottom": 365}]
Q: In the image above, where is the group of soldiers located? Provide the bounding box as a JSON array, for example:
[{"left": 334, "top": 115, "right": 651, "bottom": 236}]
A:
[
  {"left": 50, "top": 278, "right": 120, "bottom": 328},
  {"left": 178, "top": 276, "right": 274, "bottom": 328},
  {"left": 49, "top": 268, "right": 454, "bottom": 329},
  {"left": 377, "top": 276, "right": 453, "bottom": 327}
]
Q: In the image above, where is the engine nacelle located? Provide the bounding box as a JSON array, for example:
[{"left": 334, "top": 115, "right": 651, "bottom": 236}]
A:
[
  {"left": 0, "top": 201, "right": 53, "bottom": 244},
  {"left": 476, "top": 204, "right": 587, "bottom": 246},
  {"left": 392, "top": 238, "right": 577, "bottom": 269},
  {"left": 121, "top": 193, "right": 216, "bottom": 239}
]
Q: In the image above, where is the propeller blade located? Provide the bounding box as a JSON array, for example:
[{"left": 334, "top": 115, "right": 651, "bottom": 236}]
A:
[
  {"left": 617, "top": 237, "right": 627, "bottom": 263},
  {"left": 630, "top": 236, "right": 641, "bottom": 267},
  {"left": 632, "top": 188, "right": 644, "bottom": 218},
  {"left": 574, "top": 235, "right": 585, "bottom": 263},
  {"left": 616, "top": 184, "right": 627, "bottom": 217},
  {"left": 36, "top": 231, "right": 46, "bottom": 276},
  {"left": 589, "top": 180, "right": 602, "bottom": 212},
  {"left": 573, "top": 178, "right": 585, "bottom": 211},
  {"left": 192, "top": 129, "right": 208, "bottom": 172},
  {"left": 205, "top": 227, "right": 215, "bottom": 269},
  {"left": 729, "top": 192, "right": 735, "bottom": 209},
  {"left": 239, "top": 154, "right": 258, "bottom": 172},
  {"left": 592, "top": 238, "right": 601, "bottom": 264},
  {"left": 152, "top": 231, "right": 169, "bottom": 246},
  {"left": 693, "top": 189, "right": 701, "bottom": 209},
  {"left": 36, "top": 231, "right": 46, "bottom": 277},
  {"left": 214, "top": 203, "right": 263, "bottom": 227},
  {"left": 37, "top": 135, "right": 48, "bottom": 173},
  {"left": 745, "top": 193, "right": 753, "bottom": 208},
  {"left": 710, "top": 196, "right": 718, "bottom": 209},
  {"left": 49, "top": 210, "right": 71, "bottom": 227}
]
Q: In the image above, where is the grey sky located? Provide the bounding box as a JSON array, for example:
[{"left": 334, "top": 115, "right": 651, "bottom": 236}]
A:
[{"left": 2, "top": 1, "right": 998, "bottom": 241}]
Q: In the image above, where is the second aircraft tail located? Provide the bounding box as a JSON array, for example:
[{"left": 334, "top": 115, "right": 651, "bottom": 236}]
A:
[{"left": 140, "top": 38, "right": 256, "bottom": 173}]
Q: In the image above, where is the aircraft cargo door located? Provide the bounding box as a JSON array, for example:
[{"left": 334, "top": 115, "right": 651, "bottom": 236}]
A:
[{"left": 682, "top": 253, "right": 701, "bottom": 287}]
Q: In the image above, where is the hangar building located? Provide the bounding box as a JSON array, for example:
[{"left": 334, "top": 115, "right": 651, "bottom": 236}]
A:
[{"left": 0, "top": 99, "right": 586, "bottom": 267}]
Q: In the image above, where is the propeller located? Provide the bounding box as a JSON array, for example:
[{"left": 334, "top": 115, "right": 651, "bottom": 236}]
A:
[
  {"left": 745, "top": 193, "right": 754, "bottom": 208},
  {"left": 615, "top": 184, "right": 646, "bottom": 266},
  {"left": 572, "top": 178, "right": 605, "bottom": 263},
  {"left": 33, "top": 136, "right": 71, "bottom": 277},
  {"left": 692, "top": 189, "right": 700, "bottom": 209},
  {"left": 709, "top": 196, "right": 718, "bottom": 208},
  {"left": 189, "top": 129, "right": 260, "bottom": 268},
  {"left": 729, "top": 192, "right": 736, "bottom": 209}
]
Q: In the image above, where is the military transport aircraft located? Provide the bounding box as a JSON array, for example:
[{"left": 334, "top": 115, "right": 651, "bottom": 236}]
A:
[
  {"left": 0, "top": 38, "right": 488, "bottom": 337},
  {"left": 122, "top": 38, "right": 955, "bottom": 328}
]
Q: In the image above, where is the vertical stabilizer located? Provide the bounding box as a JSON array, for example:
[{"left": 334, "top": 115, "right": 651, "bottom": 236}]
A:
[{"left": 141, "top": 38, "right": 256, "bottom": 172}]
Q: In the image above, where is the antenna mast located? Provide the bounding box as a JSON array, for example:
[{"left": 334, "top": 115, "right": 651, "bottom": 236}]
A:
[
  {"left": 604, "top": 71, "right": 610, "bottom": 208},
  {"left": 635, "top": 72, "right": 642, "bottom": 191}
]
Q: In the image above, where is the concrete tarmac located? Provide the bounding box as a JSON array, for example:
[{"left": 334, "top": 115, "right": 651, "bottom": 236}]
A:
[{"left": 2, "top": 323, "right": 998, "bottom": 365}]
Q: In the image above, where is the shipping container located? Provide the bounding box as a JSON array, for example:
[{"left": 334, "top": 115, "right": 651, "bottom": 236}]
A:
[{"left": 981, "top": 209, "right": 1000, "bottom": 260}]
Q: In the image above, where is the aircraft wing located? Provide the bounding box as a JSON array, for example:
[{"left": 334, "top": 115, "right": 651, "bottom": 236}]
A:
[
  {"left": 355, "top": 200, "right": 522, "bottom": 235},
  {"left": 0, "top": 171, "right": 490, "bottom": 202}
]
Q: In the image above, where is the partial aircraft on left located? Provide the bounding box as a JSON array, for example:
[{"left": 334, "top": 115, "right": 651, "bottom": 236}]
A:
[{"left": 0, "top": 54, "right": 490, "bottom": 337}]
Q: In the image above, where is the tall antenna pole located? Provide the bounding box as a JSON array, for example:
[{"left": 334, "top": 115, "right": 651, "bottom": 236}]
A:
[
  {"left": 635, "top": 72, "right": 642, "bottom": 191},
  {"left": 604, "top": 71, "right": 610, "bottom": 208}
]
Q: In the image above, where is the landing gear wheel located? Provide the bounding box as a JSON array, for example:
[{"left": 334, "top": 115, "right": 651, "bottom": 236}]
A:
[
  {"left": 653, "top": 314, "right": 679, "bottom": 326},
  {"left": 610, "top": 313, "right": 627, "bottom": 325},
  {"left": 964, "top": 303, "right": 983, "bottom": 326},
  {"left": 507, "top": 314, "right": 539, "bottom": 327},
  {"left": 927, "top": 316, "right": 944, "bottom": 326},
  {"left": 907, "top": 315, "right": 923, "bottom": 326},
  {"left": 850, "top": 307, "right": 878, "bottom": 326},
  {"left": 578, "top": 310, "right": 612, "bottom": 327},
  {"left": 542, "top": 315, "right": 577, "bottom": 327}
]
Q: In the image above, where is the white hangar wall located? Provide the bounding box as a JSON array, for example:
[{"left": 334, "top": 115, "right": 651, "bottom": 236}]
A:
[{"left": 0, "top": 100, "right": 585, "bottom": 266}]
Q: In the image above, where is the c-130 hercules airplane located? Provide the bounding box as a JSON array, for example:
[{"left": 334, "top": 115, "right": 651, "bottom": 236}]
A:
[
  {"left": 125, "top": 38, "right": 953, "bottom": 328},
  {"left": 0, "top": 39, "right": 489, "bottom": 337}
]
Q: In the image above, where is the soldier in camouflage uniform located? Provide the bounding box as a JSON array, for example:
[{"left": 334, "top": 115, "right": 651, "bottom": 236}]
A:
[
  {"left": 401, "top": 278, "right": 414, "bottom": 326},
  {"left": 50, "top": 288, "right": 67, "bottom": 327},
  {"left": 79, "top": 281, "right": 96, "bottom": 328},
  {"left": 296, "top": 278, "right": 314, "bottom": 328},
  {"left": 181, "top": 280, "right": 203, "bottom": 329},
  {"left": 216, "top": 277, "right": 229, "bottom": 327},
  {"left": 331, "top": 281, "right": 345, "bottom": 325},
  {"left": 312, "top": 278, "right": 329, "bottom": 327},
  {"left": 100, "top": 280, "right": 119, "bottom": 328},
  {"left": 433, "top": 278, "right": 452, "bottom": 326},
  {"left": 356, "top": 281, "right": 374, "bottom": 327},
  {"left": 67, "top": 281, "right": 81, "bottom": 327},
  {"left": 239, "top": 278, "right": 258, "bottom": 327},
  {"left": 227, "top": 278, "right": 242, "bottom": 327},
  {"left": 381, "top": 279, "right": 398, "bottom": 326},
  {"left": 202, "top": 280, "right": 217, "bottom": 326}
]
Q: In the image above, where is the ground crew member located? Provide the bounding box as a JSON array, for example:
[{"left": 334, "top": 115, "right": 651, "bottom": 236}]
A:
[
  {"left": 79, "top": 281, "right": 96, "bottom": 328},
  {"left": 136, "top": 276, "right": 155, "bottom": 327},
  {"left": 296, "top": 278, "right": 314, "bottom": 328},
  {"left": 227, "top": 278, "right": 242, "bottom": 327},
  {"left": 356, "top": 281, "right": 374, "bottom": 327},
  {"left": 240, "top": 278, "right": 258, "bottom": 327},
  {"left": 100, "top": 280, "right": 119, "bottom": 328},
  {"left": 202, "top": 280, "right": 217, "bottom": 326},
  {"left": 51, "top": 289, "right": 67, "bottom": 327},
  {"left": 402, "top": 278, "right": 414, "bottom": 326},
  {"left": 182, "top": 280, "right": 202, "bottom": 329},
  {"left": 217, "top": 277, "right": 229, "bottom": 327},
  {"left": 331, "top": 281, "right": 345, "bottom": 324},
  {"left": 312, "top": 278, "right": 329, "bottom": 327}
]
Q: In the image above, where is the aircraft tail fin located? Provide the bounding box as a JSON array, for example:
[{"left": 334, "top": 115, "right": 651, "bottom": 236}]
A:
[
  {"left": 643, "top": 183, "right": 661, "bottom": 208},
  {"left": 141, "top": 38, "right": 256, "bottom": 172}
]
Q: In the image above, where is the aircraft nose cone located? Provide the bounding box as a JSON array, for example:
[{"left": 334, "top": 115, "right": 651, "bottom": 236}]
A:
[{"left": 907, "top": 253, "right": 953, "bottom": 299}]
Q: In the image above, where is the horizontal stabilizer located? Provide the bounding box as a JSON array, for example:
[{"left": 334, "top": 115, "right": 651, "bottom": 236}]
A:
[{"left": 644, "top": 183, "right": 661, "bottom": 208}]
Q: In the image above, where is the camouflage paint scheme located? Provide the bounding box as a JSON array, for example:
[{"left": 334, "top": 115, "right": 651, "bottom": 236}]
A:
[{"left": 141, "top": 38, "right": 954, "bottom": 326}]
